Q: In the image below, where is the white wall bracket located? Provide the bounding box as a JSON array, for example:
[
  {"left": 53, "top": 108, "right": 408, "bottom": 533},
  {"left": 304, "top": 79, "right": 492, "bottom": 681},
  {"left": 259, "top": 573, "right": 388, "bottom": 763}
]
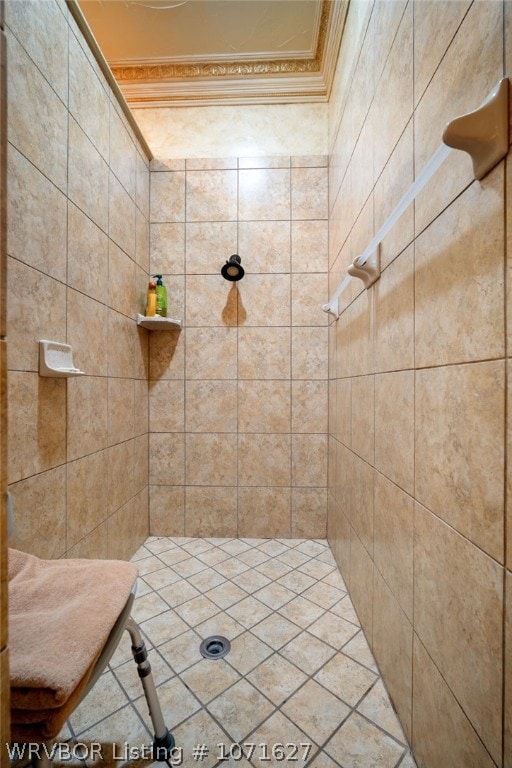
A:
[
  {"left": 347, "top": 245, "right": 380, "bottom": 288},
  {"left": 442, "top": 77, "right": 509, "bottom": 181},
  {"left": 39, "top": 340, "right": 85, "bottom": 377}
]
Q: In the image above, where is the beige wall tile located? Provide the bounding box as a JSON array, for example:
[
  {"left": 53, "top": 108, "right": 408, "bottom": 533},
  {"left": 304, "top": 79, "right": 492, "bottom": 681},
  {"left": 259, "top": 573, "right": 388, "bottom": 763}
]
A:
[
  {"left": 292, "top": 220, "right": 328, "bottom": 273},
  {"left": 8, "top": 371, "right": 66, "bottom": 483},
  {"left": 374, "top": 124, "right": 414, "bottom": 271},
  {"left": 186, "top": 274, "right": 237, "bottom": 327},
  {"left": 291, "top": 488, "right": 327, "bottom": 539},
  {"left": 110, "top": 103, "right": 136, "bottom": 201},
  {"left": 349, "top": 454, "right": 373, "bottom": 557},
  {"left": 150, "top": 223, "right": 184, "bottom": 275},
  {"left": 108, "top": 440, "right": 135, "bottom": 514},
  {"left": 412, "top": 636, "right": 496, "bottom": 768},
  {"left": 8, "top": 34, "right": 67, "bottom": 192},
  {"left": 238, "top": 486, "right": 291, "bottom": 538},
  {"left": 150, "top": 330, "right": 184, "bottom": 380},
  {"left": 349, "top": 529, "right": 373, "bottom": 641},
  {"left": 239, "top": 169, "right": 290, "bottom": 221},
  {"left": 9, "top": 466, "right": 66, "bottom": 559},
  {"left": 7, "top": 145, "right": 67, "bottom": 281},
  {"left": 68, "top": 116, "right": 109, "bottom": 232},
  {"left": 413, "top": 0, "right": 472, "bottom": 104},
  {"left": 372, "top": 568, "right": 412, "bottom": 741},
  {"left": 68, "top": 31, "right": 109, "bottom": 161},
  {"left": 186, "top": 157, "right": 237, "bottom": 170},
  {"left": 67, "top": 289, "right": 108, "bottom": 377},
  {"left": 292, "top": 380, "right": 328, "bottom": 434},
  {"left": 414, "top": 1, "right": 503, "bottom": 233},
  {"left": 238, "top": 327, "right": 291, "bottom": 379},
  {"left": 292, "top": 167, "right": 328, "bottom": 220},
  {"left": 347, "top": 293, "right": 373, "bottom": 378},
  {"left": 374, "top": 370, "right": 414, "bottom": 495},
  {"left": 108, "top": 378, "right": 136, "bottom": 445},
  {"left": 351, "top": 375, "right": 374, "bottom": 464},
  {"left": 509, "top": 361, "right": 512, "bottom": 572},
  {"left": 66, "top": 450, "right": 109, "bottom": 548},
  {"left": 134, "top": 379, "right": 149, "bottom": 436},
  {"left": 238, "top": 380, "right": 291, "bottom": 434},
  {"left": 108, "top": 240, "right": 136, "bottom": 316},
  {"left": 373, "top": 473, "right": 413, "bottom": 621},
  {"left": 107, "top": 495, "right": 140, "bottom": 561},
  {"left": 185, "top": 327, "right": 237, "bottom": 380},
  {"left": 371, "top": 3, "right": 413, "bottom": 179},
  {"left": 109, "top": 172, "right": 136, "bottom": 260},
  {"left": 133, "top": 433, "right": 148, "bottom": 496},
  {"left": 150, "top": 485, "right": 185, "bottom": 536},
  {"left": 149, "top": 432, "right": 184, "bottom": 486},
  {"left": 186, "top": 170, "right": 237, "bottom": 222},
  {"left": 185, "top": 433, "right": 237, "bottom": 486},
  {"left": 335, "top": 378, "right": 351, "bottom": 446},
  {"left": 67, "top": 376, "right": 108, "bottom": 461},
  {"left": 238, "top": 221, "right": 291, "bottom": 274},
  {"left": 505, "top": 570, "right": 512, "bottom": 767},
  {"left": 107, "top": 310, "right": 135, "bottom": 378},
  {"left": 135, "top": 209, "right": 150, "bottom": 274},
  {"left": 292, "top": 327, "right": 328, "bottom": 379},
  {"left": 68, "top": 201, "right": 108, "bottom": 304},
  {"left": 185, "top": 486, "right": 237, "bottom": 537},
  {"left": 150, "top": 171, "right": 185, "bottom": 223},
  {"left": 240, "top": 156, "right": 290, "bottom": 169},
  {"left": 415, "top": 168, "right": 504, "bottom": 368},
  {"left": 8, "top": 258, "right": 66, "bottom": 372},
  {"left": 238, "top": 434, "right": 291, "bottom": 487},
  {"left": 149, "top": 379, "right": 184, "bottom": 432},
  {"left": 136, "top": 150, "right": 150, "bottom": 219},
  {"left": 292, "top": 434, "right": 328, "bottom": 488},
  {"left": 374, "top": 246, "right": 414, "bottom": 373},
  {"left": 7, "top": 0, "right": 68, "bottom": 102},
  {"left": 65, "top": 521, "right": 109, "bottom": 559},
  {"left": 185, "top": 380, "right": 237, "bottom": 433},
  {"left": 291, "top": 274, "right": 328, "bottom": 326},
  {"left": 414, "top": 503, "right": 503, "bottom": 764},
  {"left": 186, "top": 221, "right": 237, "bottom": 274},
  {"left": 415, "top": 361, "right": 504, "bottom": 561},
  {"left": 238, "top": 274, "right": 291, "bottom": 326}
]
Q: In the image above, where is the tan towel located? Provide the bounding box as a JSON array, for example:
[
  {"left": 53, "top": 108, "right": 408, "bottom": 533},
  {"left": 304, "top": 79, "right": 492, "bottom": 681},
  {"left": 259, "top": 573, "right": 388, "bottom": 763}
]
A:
[{"left": 9, "top": 549, "right": 138, "bottom": 720}]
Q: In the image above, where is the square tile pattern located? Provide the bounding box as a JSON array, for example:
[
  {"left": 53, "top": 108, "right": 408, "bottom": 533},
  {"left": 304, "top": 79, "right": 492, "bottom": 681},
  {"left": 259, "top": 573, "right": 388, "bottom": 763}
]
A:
[{"left": 65, "top": 537, "right": 416, "bottom": 767}]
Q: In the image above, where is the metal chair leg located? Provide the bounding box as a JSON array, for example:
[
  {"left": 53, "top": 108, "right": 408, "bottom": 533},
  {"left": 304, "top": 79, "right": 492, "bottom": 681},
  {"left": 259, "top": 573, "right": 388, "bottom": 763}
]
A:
[{"left": 125, "top": 617, "right": 175, "bottom": 761}]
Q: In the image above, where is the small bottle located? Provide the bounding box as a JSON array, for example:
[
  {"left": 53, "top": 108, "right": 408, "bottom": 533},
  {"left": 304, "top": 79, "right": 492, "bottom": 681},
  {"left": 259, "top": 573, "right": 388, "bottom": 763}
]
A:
[
  {"left": 146, "top": 281, "right": 157, "bottom": 317},
  {"left": 153, "top": 274, "right": 167, "bottom": 317}
]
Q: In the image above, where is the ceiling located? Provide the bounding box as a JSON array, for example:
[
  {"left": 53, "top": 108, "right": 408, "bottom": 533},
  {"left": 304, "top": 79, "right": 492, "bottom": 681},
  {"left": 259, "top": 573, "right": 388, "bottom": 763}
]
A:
[{"left": 77, "top": 0, "right": 348, "bottom": 107}]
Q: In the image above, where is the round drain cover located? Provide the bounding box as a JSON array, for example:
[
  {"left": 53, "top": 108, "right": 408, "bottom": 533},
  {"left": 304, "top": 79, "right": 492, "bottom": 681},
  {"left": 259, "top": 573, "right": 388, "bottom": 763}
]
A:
[{"left": 200, "top": 635, "right": 231, "bottom": 660}]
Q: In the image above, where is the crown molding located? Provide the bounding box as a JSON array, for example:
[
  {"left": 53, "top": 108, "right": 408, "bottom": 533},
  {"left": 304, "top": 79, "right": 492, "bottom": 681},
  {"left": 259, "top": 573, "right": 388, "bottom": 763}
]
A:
[{"left": 112, "top": 0, "right": 347, "bottom": 107}]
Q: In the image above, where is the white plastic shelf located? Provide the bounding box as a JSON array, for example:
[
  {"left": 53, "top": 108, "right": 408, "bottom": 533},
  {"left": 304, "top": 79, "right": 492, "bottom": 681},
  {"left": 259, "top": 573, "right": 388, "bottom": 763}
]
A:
[
  {"left": 39, "top": 340, "right": 85, "bottom": 377},
  {"left": 136, "top": 314, "right": 183, "bottom": 330}
]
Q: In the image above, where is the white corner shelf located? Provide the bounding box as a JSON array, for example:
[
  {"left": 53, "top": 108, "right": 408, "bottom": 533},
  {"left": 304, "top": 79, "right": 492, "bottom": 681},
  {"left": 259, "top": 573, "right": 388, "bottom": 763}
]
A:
[
  {"left": 39, "top": 340, "right": 86, "bottom": 378},
  {"left": 136, "top": 314, "right": 183, "bottom": 331}
]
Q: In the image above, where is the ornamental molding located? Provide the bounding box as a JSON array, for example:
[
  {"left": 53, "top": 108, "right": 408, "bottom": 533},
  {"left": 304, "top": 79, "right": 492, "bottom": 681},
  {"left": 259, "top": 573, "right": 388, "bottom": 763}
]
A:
[{"left": 109, "top": 0, "right": 348, "bottom": 107}]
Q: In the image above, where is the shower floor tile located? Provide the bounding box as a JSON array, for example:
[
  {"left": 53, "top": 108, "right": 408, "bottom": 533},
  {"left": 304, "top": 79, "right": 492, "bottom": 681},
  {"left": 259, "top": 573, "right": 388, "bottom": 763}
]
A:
[{"left": 64, "top": 536, "right": 416, "bottom": 768}]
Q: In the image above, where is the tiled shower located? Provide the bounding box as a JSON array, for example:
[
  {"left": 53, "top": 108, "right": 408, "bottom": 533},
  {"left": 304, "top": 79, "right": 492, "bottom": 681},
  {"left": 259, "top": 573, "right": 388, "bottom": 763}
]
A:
[{"left": 2, "top": 0, "right": 512, "bottom": 767}]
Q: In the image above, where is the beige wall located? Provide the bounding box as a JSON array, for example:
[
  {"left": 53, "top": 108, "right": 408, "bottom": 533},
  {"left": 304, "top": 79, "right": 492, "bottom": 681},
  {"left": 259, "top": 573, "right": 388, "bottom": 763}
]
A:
[
  {"left": 327, "top": 2, "right": 510, "bottom": 767},
  {"left": 148, "top": 155, "right": 329, "bottom": 538},
  {"left": 6, "top": 0, "right": 151, "bottom": 561},
  {"left": 132, "top": 104, "right": 328, "bottom": 159}
]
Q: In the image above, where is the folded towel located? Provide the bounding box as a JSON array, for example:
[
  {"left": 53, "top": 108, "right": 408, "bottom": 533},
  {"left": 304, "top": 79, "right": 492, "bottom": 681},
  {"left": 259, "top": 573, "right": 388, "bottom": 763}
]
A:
[{"left": 9, "top": 548, "right": 138, "bottom": 722}]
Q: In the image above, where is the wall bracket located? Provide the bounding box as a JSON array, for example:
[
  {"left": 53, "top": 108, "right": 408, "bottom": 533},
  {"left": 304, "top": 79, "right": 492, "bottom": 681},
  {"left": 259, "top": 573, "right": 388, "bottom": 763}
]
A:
[
  {"left": 347, "top": 245, "right": 380, "bottom": 289},
  {"left": 442, "top": 77, "right": 509, "bottom": 181}
]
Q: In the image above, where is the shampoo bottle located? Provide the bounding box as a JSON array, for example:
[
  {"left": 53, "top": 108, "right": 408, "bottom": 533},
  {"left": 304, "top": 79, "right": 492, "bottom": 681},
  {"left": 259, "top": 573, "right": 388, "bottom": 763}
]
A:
[
  {"left": 153, "top": 274, "right": 167, "bottom": 317},
  {"left": 145, "top": 281, "right": 157, "bottom": 317}
]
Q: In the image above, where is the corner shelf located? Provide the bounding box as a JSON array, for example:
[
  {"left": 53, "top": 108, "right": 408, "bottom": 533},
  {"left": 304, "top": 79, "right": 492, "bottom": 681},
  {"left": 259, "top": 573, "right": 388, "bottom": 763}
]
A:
[{"left": 136, "top": 314, "right": 183, "bottom": 331}]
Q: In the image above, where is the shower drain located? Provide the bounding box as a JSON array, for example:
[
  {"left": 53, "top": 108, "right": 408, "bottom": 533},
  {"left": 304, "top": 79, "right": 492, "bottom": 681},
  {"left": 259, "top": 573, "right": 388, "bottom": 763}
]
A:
[{"left": 200, "top": 635, "right": 231, "bottom": 660}]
